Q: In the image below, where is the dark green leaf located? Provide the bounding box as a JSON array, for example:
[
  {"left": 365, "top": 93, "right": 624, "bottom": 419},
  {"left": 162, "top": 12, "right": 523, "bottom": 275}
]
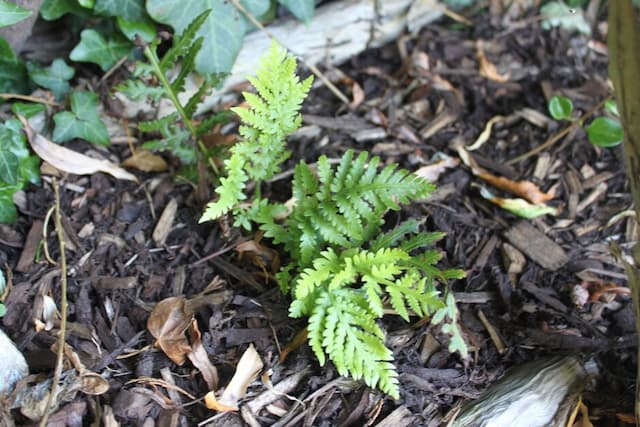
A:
[
  {"left": 277, "top": 0, "right": 315, "bottom": 22},
  {"left": 95, "top": 0, "right": 145, "bottom": 22},
  {"left": 27, "top": 58, "right": 75, "bottom": 100},
  {"left": 70, "top": 29, "right": 132, "bottom": 71},
  {"left": 52, "top": 91, "right": 110, "bottom": 145},
  {"left": 116, "top": 16, "right": 156, "bottom": 42},
  {"left": 0, "top": 190, "right": 17, "bottom": 223},
  {"left": 0, "top": 149, "right": 19, "bottom": 185},
  {"left": 0, "top": 1, "right": 32, "bottom": 27},
  {"left": 548, "top": 95, "right": 573, "bottom": 120},
  {"left": 11, "top": 102, "right": 45, "bottom": 118},
  {"left": 40, "top": 0, "right": 84, "bottom": 20},
  {"left": 0, "top": 39, "right": 28, "bottom": 93},
  {"left": 241, "top": 0, "right": 270, "bottom": 17},
  {"left": 586, "top": 117, "right": 624, "bottom": 147},
  {"left": 147, "top": 0, "right": 247, "bottom": 74}
]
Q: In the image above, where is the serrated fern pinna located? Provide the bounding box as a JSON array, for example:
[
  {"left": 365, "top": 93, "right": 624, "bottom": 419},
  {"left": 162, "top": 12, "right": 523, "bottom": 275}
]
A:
[{"left": 200, "top": 42, "right": 468, "bottom": 399}]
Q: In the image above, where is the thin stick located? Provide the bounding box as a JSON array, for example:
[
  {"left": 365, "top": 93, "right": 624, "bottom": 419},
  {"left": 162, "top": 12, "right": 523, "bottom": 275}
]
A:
[
  {"left": 39, "top": 178, "right": 69, "bottom": 427},
  {"left": 0, "top": 93, "right": 59, "bottom": 106},
  {"left": 506, "top": 97, "right": 609, "bottom": 165},
  {"left": 230, "top": 0, "right": 350, "bottom": 106}
]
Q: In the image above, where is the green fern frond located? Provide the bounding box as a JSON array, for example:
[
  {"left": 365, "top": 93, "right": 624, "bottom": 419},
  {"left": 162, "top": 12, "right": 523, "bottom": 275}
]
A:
[
  {"left": 200, "top": 154, "right": 248, "bottom": 222},
  {"left": 287, "top": 150, "right": 434, "bottom": 265},
  {"left": 159, "top": 10, "right": 211, "bottom": 70},
  {"left": 138, "top": 113, "right": 179, "bottom": 132},
  {"left": 170, "top": 36, "right": 204, "bottom": 95}
]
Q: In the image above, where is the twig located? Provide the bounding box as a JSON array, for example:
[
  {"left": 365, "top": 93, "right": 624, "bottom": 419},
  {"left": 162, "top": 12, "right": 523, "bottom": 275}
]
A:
[
  {"left": 506, "top": 97, "right": 609, "bottom": 165},
  {"left": 0, "top": 93, "right": 59, "bottom": 106},
  {"left": 230, "top": 0, "right": 350, "bottom": 106},
  {"left": 42, "top": 206, "right": 58, "bottom": 266},
  {"left": 39, "top": 179, "right": 69, "bottom": 427}
]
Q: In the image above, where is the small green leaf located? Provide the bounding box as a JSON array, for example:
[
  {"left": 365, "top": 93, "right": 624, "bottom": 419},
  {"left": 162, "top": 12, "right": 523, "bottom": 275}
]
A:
[
  {"left": 41, "top": 0, "right": 88, "bottom": 20},
  {"left": 95, "top": 0, "right": 146, "bottom": 22},
  {"left": 11, "top": 102, "right": 45, "bottom": 118},
  {"left": 277, "top": 0, "right": 315, "bottom": 22},
  {"left": 0, "top": 149, "right": 19, "bottom": 185},
  {"left": 0, "top": 39, "right": 28, "bottom": 93},
  {"left": 586, "top": 117, "right": 624, "bottom": 147},
  {"left": 0, "top": 1, "right": 32, "bottom": 28},
  {"left": 548, "top": 95, "right": 574, "bottom": 121},
  {"left": 116, "top": 16, "right": 156, "bottom": 42},
  {"left": 70, "top": 29, "right": 131, "bottom": 71},
  {"left": 27, "top": 58, "right": 75, "bottom": 100},
  {"left": 52, "top": 91, "right": 110, "bottom": 145},
  {"left": 0, "top": 191, "right": 17, "bottom": 223},
  {"left": 604, "top": 99, "right": 619, "bottom": 117}
]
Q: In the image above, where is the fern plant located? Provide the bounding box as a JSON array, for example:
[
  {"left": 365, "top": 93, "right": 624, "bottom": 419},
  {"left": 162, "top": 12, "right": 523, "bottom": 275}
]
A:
[
  {"left": 116, "top": 10, "right": 229, "bottom": 166},
  {"left": 200, "top": 42, "right": 468, "bottom": 399}
]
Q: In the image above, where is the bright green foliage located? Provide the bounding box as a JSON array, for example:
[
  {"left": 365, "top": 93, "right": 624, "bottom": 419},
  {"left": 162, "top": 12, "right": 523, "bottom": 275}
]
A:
[
  {"left": 548, "top": 95, "right": 573, "bottom": 121},
  {"left": 200, "top": 42, "right": 312, "bottom": 222},
  {"left": 0, "top": 119, "right": 41, "bottom": 223},
  {"left": 0, "top": 1, "right": 32, "bottom": 27},
  {"left": 201, "top": 43, "right": 468, "bottom": 398},
  {"left": 586, "top": 117, "right": 623, "bottom": 147},
  {"left": 116, "top": 10, "right": 227, "bottom": 165},
  {"left": 53, "top": 91, "right": 110, "bottom": 145},
  {"left": 69, "top": 29, "right": 131, "bottom": 71},
  {"left": 27, "top": 59, "right": 75, "bottom": 101}
]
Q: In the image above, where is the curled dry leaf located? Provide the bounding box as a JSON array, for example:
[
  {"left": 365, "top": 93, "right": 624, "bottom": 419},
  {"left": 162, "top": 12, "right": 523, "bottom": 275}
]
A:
[
  {"left": 414, "top": 155, "right": 460, "bottom": 182},
  {"left": 18, "top": 115, "right": 138, "bottom": 182},
  {"left": 205, "top": 344, "right": 264, "bottom": 412},
  {"left": 477, "top": 171, "right": 555, "bottom": 204},
  {"left": 187, "top": 319, "right": 218, "bottom": 390},
  {"left": 477, "top": 40, "right": 510, "bottom": 83},
  {"left": 147, "top": 297, "right": 193, "bottom": 365},
  {"left": 479, "top": 187, "right": 558, "bottom": 218},
  {"left": 467, "top": 115, "right": 506, "bottom": 151},
  {"left": 235, "top": 240, "right": 280, "bottom": 274},
  {"left": 122, "top": 150, "right": 168, "bottom": 172}
]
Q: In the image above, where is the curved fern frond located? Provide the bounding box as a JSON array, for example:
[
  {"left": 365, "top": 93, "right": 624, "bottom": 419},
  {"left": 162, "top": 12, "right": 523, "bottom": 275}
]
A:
[{"left": 200, "top": 154, "right": 247, "bottom": 222}]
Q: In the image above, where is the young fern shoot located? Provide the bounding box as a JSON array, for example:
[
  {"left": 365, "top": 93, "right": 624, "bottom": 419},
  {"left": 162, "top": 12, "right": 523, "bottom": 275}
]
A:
[{"left": 200, "top": 42, "right": 468, "bottom": 399}]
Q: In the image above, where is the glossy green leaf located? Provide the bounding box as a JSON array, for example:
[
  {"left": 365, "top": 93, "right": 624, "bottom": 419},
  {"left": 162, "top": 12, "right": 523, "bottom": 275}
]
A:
[
  {"left": 27, "top": 58, "right": 75, "bottom": 100},
  {"left": 586, "top": 117, "right": 624, "bottom": 147},
  {"left": 40, "top": 0, "right": 83, "bottom": 20},
  {"left": 548, "top": 95, "right": 573, "bottom": 121},
  {"left": 147, "top": 0, "right": 252, "bottom": 74},
  {"left": 53, "top": 91, "right": 110, "bottom": 145},
  {"left": 0, "top": 149, "right": 19, "bottom": 185},
  {"left": 70, "top": 29, "right": 131, "bottom": 71},
  {"left": 278, "top": 0, "right": 315, "bottom": 22},
  {"left": 11, "top": 102, "right": 45, "bottom": 118},
  {"left": 95, "top": 0, "right": 145, "bottom": 22},
  {"left": 117, "top": 16, "right": 156, "bottom": 42},
  {"left": 0, "top": 189, "right": 17, "bottom": 223},
  {"left": 0, "top": 39, "right": 28, "bottom": 93},
  {"left": 0, "top": 1, "right": 32, "bottom": 28}
]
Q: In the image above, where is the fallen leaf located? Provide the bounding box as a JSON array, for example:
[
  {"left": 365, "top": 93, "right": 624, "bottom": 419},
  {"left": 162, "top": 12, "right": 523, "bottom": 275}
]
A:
[
  {"left": 18, "top": 115, "right": 137, "bottom": 182},
  {"left": 279, "top": 328, "right": 308, "bottom": 364},
  {"left": 477, "top": 40, "right": 510, "bottom": 83},
  {"left": 414, "top": 155, "right": 460, "bottom": 182},
  {"left": 479, "top": 187, "right": 558, "bottom": 218},
  {"left": 122, "top": 150, "right": 168, "bottom": 172},
  {"left": 147, "top": 297, "right": 193, "bottom": 365},
  {"left": 349, "top": 81, "right": 365, "bottom": 109},
  {"left": 205, "top": 344, "right": 264, "bottom": 411},
  {"left": 477, "top": 171, "right": 555, "bottom": 204},
  {"left": 187, "top": 320, "right": 218, "bottom": 390},
  {"left": 235, "top": 239, "right": 280, "bottom": 274},
  {"left": 467, "top": 115, "right": 506, "bottom": 151}
]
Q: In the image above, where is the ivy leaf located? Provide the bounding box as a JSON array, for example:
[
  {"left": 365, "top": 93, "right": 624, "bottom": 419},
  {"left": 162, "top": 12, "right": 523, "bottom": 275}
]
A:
[
  {"left": 147, "top": 0, "right": 268, "bottom": 74},
  {"left": 548, "top": 95, "right": 573, "bottom": 121},
  {"left": 0, "top": 149, "right": 19, "bottom": 185},
  {"left": 40, "top": 0, "right": 86, "bottom": 20},
  {"left": 70, "top": 29, "right": 131, "bottom": 71},
  {"left": 0, "top": 39, "right": 28, "bottom": 93},
  {"left": 95, "top": 0, "right": 146, "bottom": 22},
  {"left": 541, "top": 1, "right": 591, "bottom": 35},
  {"left": 0, "top": 188, "right": 18, "bottom": 223},
  {"left": 586, "top": 117, "right": 624, "bottom": 147},
  {"left": 53, "top": 91, "right": 110, "bottom": 146},
  {"left": 117, "top": 16, "right": 156, "bottom": 42},
  {"left": 277, "top": 0, "right": 315, "bottom": 22},
  {"left": 27, "top": 58, "right": 75, "bottom": 100},
  {"left": 0, "top": 1, "right": 32, "bottom": 28},
  {"left": 11, "top": 102, "right": 45, "bottom": 118}
]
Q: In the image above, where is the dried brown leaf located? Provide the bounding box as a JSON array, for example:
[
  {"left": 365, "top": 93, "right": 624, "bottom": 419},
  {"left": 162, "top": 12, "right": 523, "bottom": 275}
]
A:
[
  {"left": 122, "top": 150, "right": 168, "bottom": 172},
  {"left": 147, "top": 297, "right": 193, "bottom": 365},
  {"left": 187, "top": 320, "right": 218, "bottom": 390},
  {"left": 18, "top": 116, "right": 138, "bottom": 182},
  {"left": 477, "top": 171, "right": 555, "bottom": 204},
  {"left": 477, "top": 41, "right": 510, "bottom": 83},
  {"left": 235, "top": 240, "right": 280, "bottom": 273},
  {"left": 217, "top": 344, "right": 263, "bottom": 411},
  {"left": 414, "top": 155, "right": 459, "bottom": 182}
]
